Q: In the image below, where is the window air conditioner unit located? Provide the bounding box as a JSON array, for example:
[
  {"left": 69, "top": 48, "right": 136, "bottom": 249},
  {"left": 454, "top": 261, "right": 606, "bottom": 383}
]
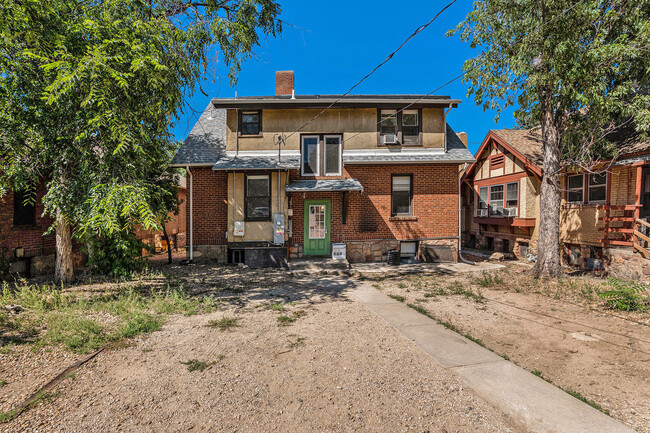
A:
[
  {"left": 503, "top": 207, "right": 518, "bottom": 217},
  {"left": 382, "top": 133, "right": 397, "bottom": 145},
  {"left": 476, "top": 209, "right": 488, "bottom": 217}
]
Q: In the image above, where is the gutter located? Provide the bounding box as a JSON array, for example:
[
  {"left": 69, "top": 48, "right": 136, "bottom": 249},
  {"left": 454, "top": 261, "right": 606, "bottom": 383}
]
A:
[
  {"left": 458, "top": 163, "right": 475, "bottom": 265},
  {"left": 187, "top": 166, "right": 194, "bottom": 262}
]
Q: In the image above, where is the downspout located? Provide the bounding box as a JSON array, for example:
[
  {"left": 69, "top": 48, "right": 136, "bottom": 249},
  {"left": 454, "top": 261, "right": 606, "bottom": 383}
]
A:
[
  {"left": 187, "top": 166, "right": 194, "bottom": 262},
  {"left": 458, "top": 163, "right": 475, "bottom": 265}
]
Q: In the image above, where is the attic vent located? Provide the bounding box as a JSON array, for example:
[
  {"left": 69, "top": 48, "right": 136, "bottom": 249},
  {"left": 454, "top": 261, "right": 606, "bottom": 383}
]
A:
[{"left": 490, "top": 154, "right": 505, "bottom": 170}]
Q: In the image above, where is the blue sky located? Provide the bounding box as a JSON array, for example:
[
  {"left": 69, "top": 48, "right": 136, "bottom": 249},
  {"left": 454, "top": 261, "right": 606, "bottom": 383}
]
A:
[{"left": 171, "top": 0, "right": 518, "bottom": 155}]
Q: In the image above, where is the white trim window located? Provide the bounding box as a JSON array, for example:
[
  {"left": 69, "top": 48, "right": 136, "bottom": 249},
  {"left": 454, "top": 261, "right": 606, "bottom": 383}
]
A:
[
  {"left": 567, "top": 174, "right": 584, "bottom": 203},
  {"left": 489, "top": 184, "right": 504, "bottom": 216},
  {"left": 478, "top": 186, "right": 488, "bottom": 211},
  {"left": 506, "top": 182, "right": 519, "bottom": 208},
  {"left": 301, "top": 135, "right": 320, "bottom": 176},
  {"left": 324, "top": 135, "right": 342, "bottom": 175},
  {"left": 588, "top": 172, "right": 607, "bottom": 203}
]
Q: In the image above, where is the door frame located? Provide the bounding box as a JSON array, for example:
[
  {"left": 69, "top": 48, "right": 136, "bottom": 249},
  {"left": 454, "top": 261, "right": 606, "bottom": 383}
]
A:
[{"left": 303, "top": 199, "right": 331, "bottom": 256}]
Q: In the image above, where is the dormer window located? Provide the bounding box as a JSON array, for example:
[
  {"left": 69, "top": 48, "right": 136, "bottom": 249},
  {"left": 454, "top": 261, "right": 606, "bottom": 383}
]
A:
[{"left": 379, "top": 109, "right": 421, "bottom": 145}]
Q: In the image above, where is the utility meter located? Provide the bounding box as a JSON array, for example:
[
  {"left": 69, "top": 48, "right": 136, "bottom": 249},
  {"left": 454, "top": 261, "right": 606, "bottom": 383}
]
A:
[{"left": 273, "top": 213, "right": 285, "bottom": 245}]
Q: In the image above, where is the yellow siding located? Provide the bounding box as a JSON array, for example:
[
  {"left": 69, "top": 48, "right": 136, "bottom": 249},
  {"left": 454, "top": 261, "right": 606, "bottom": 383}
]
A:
[
  {"left": 226, "top": 107, "right": 446, "bottom": 151},
  {"left": 227, "top": 171, "right": 290, "bottom": 242}
]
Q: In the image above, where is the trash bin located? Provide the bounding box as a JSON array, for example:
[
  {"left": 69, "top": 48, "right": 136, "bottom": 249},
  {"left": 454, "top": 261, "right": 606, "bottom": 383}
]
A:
[
  {"left": 332, "top": 243, "right": 346, "bottom": 260},
  {"left": 387, "top": 249, "right": 401, "bottom": 266}
]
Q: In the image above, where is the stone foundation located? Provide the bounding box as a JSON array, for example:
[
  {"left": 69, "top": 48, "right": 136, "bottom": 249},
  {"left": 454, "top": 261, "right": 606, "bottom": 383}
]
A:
[
  {"left": 345, "top": 240, "right": 400, "bottom": 263},
  {"left": 419, "top": 239, "right": 458, "bottom": 263},
  {"left": 189, "top": 245, "right": 227, "bottom": 263},
  {"left": 465, "top": 230, "right": 537, "bottom": 259},
  {"left": 602, "top": 247, "right": 650, "bottom": 282}
]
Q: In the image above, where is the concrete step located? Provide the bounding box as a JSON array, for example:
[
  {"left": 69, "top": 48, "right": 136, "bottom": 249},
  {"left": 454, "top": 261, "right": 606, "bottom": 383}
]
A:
[{"left": 288, "top": 258, "right": 350, "bottom": 275}]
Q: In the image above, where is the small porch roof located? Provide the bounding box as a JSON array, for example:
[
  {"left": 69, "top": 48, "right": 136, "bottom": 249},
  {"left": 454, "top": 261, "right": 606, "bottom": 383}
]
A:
[
  {"left": 212, "top": 155, "right": 300, "bottom": 170},
  {"left": 285, "top": 179, "right": 364, "bottom": 193}
]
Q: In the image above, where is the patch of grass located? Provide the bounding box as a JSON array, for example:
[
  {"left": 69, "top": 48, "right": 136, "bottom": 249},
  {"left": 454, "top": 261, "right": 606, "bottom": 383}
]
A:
[
  {"left": 277, "top": 315, "right": 297, "bottom": 325},
  {"left": 388, "top": 294, "right": 405, "bottom": 303},
  {"left": 0, "top": 409, "right": 17, "bottom": 423},
  {"left": 444, "top": 282, "right": 486, "bottom": 303},
  {"left": 288, "top": 337, "right": 306, "bottom": 348},
  {"left": 0, "top": 380, "right": 7, "bottom": 387},
  {"left": 207, "top": 317, "right": 239, "bottom": 331},
  {"left": 180, "top": 359, "right": 216, "bottom": 372},
  {"left": 268, "top": 302, "right": 285, "bottom": 312},
  {"left": 397, "top": 282, "right": 407, "bottom": 289},
  {"left": 116, "top": 313, "right": 162, "bottom": 339},
  {"left": 474, "top": 271, "right": 504, "bottom": 288},
  {"left": 142, "top": 347, "right": 153, "bottom": 353}
]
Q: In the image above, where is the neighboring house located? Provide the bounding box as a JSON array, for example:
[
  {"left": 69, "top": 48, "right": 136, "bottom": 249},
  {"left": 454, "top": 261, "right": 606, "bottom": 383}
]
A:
[
  {"left": 462, "top": 126, "right": 650, "bottom": 275},
  {"left": 0, "top": 183, "right": 57, "bottom": 276},
  {"left": 135, "top": 178, "right": 187, "bottom": 252},
  {"left": 170, "top": 71, "right": 475, "bottom": 267}
]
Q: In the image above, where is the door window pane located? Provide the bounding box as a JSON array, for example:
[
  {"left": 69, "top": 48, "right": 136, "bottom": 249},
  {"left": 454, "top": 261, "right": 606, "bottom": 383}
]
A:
[
  {"left": 324, "top": 136, "right": 341, "bottom": 175},
  {"left": 309, "top": 205, "right": 326, "bottom": 239},
  {"left": 391, "top": 175, "right": 412, "bottom": 216},
  {"left": 302, "top": 136, "right": 319, "bottom": 175},
  {"left": 490, "top": 184, "right": 504, "bottom": 216}
]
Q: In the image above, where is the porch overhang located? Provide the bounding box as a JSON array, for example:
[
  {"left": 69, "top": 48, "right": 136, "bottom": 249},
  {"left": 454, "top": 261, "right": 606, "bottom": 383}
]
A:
[
  {"left": 285, "top": 179, "right": 363, "bottom": 193},
  {"left": 212, "top": 155, "right": 300, "bottom": 170}
]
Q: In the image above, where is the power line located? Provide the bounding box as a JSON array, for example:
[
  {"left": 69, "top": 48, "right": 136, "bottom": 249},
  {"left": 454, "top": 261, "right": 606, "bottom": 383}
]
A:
[
  {"left": 281, "top": 0, "right": 460, "bottom": 142},
  {"left": 341, "top": 0, "right": 588, "bottom": 147}
]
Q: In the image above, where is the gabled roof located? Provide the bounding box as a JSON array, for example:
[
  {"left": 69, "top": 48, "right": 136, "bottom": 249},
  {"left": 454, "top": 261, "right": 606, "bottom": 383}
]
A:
[{"left": 170, "top": 105, "right": 226, "bottom": 166}]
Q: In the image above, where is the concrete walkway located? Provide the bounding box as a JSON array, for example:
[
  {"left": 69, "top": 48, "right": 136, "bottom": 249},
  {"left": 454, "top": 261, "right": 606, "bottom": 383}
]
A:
[
  {"left": 345, "top": 283, "right": 635, "bottom": 433},
  {"left": 351, "top": 260, "right": 505, "bottom": 279}
]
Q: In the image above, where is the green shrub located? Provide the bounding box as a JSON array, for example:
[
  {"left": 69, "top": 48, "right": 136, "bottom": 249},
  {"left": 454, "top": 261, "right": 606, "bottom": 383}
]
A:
[
  {"left": 87, "top": 230, "right": 152, "bottom": 278},
  {"left": 598, "top": 278, "right": 649, "bottom": 312}
]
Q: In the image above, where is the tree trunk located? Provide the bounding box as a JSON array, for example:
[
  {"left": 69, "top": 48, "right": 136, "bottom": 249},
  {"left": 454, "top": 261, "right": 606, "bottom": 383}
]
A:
[
  {"left": 55, "top": 209, "right": 74, "bottom": 283},
  {"left": 162, "top": 221, "right": 172, "bottom": 265},
  {"left": 533, "top": 89, "right": 562, "bottom": 279}
]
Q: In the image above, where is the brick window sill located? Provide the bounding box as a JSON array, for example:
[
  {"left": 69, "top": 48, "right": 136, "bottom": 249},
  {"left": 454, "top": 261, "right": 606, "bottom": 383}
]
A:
[{"left": 389, "top": 216, "right": 417, "bottom": 222}]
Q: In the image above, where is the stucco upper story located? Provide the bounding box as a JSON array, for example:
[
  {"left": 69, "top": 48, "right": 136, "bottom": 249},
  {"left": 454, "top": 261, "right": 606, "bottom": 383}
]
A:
[{"left": 171, "top": 92, "right": 475, "bottom": 169}]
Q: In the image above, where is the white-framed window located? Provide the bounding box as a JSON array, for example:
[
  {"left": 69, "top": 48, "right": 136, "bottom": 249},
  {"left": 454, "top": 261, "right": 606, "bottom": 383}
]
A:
[
  {"left": 391, "top": 175, "right": 413, "bottom": 216},
  {"left": 567, "top": 174, "right": 584, "bottom": 203},
  {"left": 490, "top": 184, "right": 504, "bottom": 216},
  {"left": 324, "top": 135, "right": 342, "bottom": 175},
  {"left": 301, "top": 135, "right": 320, "bottom": 176},
  {"left": 301, "top": 135, "right": 342, "bottom": 177},
  {"left": 588, "top": 172, "right": 607, "bottom": 203},
  {"left": 478, "top": 186, "right": 488, "bottom": 210},
  {"left": 506, "top": 182, "right": 519, "bottom": 208}
]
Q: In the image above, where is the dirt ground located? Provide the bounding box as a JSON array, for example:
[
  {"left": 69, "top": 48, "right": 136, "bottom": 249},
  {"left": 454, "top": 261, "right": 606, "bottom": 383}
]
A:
[
  {"left": 375, "top": 263, "right": 650, "bottom": 433},
  {"left": 2, "top": 260, "right": 525, "bottom": 433}
]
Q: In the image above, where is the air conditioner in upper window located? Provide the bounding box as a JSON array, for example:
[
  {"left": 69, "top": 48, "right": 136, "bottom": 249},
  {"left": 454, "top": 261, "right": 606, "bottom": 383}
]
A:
[
  {"left": 503, "top": 207, "right": 518, "bottom": 217},
  {"left": 476, "top": 209, "right": 488, "bottom": 217},
  {"left": 381, "top": 133, "right": 398, "bottom": 145}
]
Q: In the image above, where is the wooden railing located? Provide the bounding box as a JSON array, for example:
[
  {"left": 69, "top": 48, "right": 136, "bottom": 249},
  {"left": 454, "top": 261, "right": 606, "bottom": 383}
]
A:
[
  {"left": 598, "top": 204, "right": 641, "bottom": 247},
  {"left": 634, "top": 218, "right": 650, "bottom": 257}
]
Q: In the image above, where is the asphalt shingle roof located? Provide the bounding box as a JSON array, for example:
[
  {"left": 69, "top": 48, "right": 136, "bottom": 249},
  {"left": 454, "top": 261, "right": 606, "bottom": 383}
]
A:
[
  {"left": 170, "top": 105, "right": 226, "bottom": 166},
  {"left": 285, "top": 179, "right": 363, "bottom": 192},
  {"left": 212, "top": 155, "right": 300, "bottom": 170}
]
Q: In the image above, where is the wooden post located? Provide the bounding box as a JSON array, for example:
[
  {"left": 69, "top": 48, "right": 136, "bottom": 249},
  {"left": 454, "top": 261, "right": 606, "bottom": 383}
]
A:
[
  {"left": 603, "top": 172, "right": 611, "bottom": 246},
  {"left": 634, "top": 164, "right": 643, "bottom": 247}
]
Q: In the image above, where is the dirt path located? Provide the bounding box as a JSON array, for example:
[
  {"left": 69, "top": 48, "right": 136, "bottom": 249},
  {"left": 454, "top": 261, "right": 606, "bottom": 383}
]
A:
[
  {"left": 5, "top": 276, "right": 524, "bottom": 433},
  {"left": 377, "top": 271, "right": 650, "bottom": 433}
]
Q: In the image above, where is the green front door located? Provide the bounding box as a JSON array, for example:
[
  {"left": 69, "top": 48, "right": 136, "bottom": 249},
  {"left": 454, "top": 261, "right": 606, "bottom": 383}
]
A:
[{"left": 304, "top": 200, "right": 331, "bottom": 256}]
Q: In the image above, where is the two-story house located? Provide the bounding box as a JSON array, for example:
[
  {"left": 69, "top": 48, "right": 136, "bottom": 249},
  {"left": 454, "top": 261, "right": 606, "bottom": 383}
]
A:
[
  {"left": 171, "top": 71, "right": 475, "bottom": 267},
  {"left": 462, "top": 126, "right": 650, "bottom": 276}
]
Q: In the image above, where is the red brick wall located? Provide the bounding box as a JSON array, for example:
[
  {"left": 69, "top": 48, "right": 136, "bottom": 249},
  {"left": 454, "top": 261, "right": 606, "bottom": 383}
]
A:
[
  {"left": 290, "top": 164, "right": 459, "bottom": 242},
  {"left": 344, "top": 164, "right": 459, "bottom": 240},
  {"left": 0, "top": 183, "right": 56, "bottom": 258},
  {"left": 188, "top": 168, "right": 228, "bottom": 245}
]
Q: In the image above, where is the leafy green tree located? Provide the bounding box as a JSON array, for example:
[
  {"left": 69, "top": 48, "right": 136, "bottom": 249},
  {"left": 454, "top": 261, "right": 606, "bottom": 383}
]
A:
[
  {"left": 450, "top": 0, "right": 649, "bottom": 278},
  {"left": 0, "top": 0, "right": 281, "bottom": 282}
]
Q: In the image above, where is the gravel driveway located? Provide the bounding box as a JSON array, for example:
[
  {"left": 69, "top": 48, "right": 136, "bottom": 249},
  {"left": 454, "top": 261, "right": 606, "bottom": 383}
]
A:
[{"left": 6, "top": 272, "right": 524, "bottom": 433}]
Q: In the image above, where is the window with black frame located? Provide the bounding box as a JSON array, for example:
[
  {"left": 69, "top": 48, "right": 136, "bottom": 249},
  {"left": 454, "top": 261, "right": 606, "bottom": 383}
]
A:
[
  {"left": 14, "top": 190, "right": 35, "bottom": 226},
  {"left": 245, "top": 175, "right": 270, "bottom": 220},
  {"left": 391, "top": 175, "right": 412, "bottom": 216},
  {"left": 239, "top": 110, "right": 261, "bottom": 135}
]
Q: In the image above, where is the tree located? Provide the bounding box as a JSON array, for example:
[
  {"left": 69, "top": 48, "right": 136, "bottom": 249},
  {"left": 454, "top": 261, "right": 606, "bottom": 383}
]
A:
[
  {"left": 450, "top": 0, "right": 649, "bottom": 278},
  {"left": 0, "top": 0, "right": 281, "bottom": 282}
]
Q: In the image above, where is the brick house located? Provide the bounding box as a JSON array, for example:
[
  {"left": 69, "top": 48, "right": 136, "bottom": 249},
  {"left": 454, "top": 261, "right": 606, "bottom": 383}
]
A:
[
  {"left": 171, "top": 71, "right": 475, "bottom": 267},
  {"left": 461, "top": 126, "right": 650, "bottom": 275},
  {"left": 0, "top": 183, "right": 57, "bottom": 276}
]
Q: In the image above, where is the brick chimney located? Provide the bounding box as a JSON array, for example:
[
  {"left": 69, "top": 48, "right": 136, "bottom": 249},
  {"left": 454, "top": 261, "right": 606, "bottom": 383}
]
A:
[
  {"left": 456, "top": 132, "right": 468, "bottom": 146},
  {"left": 276, "top": 71, "right": 294, "bottom": 96}
]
